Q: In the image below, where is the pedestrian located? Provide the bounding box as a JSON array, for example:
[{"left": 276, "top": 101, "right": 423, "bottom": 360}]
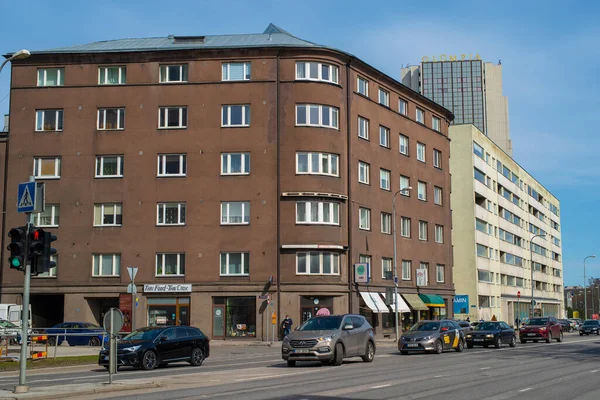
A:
[
  {"left": 466, "top": 317, "right": 470, "bottom": 323},
  {"left": 283, "top": 314, "right": 293, "bottom": 336}
]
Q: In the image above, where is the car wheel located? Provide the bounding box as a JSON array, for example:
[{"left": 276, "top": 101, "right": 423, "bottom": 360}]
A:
[
  {"left": 509, "top": 336, "right": 516, "bottom": 347},
  {"left": 47, "top": 337, "right": 56, "bottom": 347},
  {"left": 520, "top": 339, "right": 527, "bottom": 344},
  {"left": 434, "top": 340, "right": 443, "bottom": 354},
  {"left": 455, "top": 339, "right": 464, "bottom": 352},
  {"left": 287, "top": 360, "right": 296, "bottom": 367},
  {"left": 141, "top": 350, "right": 157, "bottom": 370},
  {"left": 557, "top": 331, "right": 563, "bottom": 342},
  {"left": 332, "top": 343, "right": 344, "bottom": 366},
  {"left": 494, "top": 336, "right": 502, "bottom": 349},
  {"left": 361, "top": 341, "right": 375, "bottom": 363},
  {"left": 190, "top": 347, "right": 204, "bottom": 366},
  {"left": 400, "top": 350, "right": 408, "bottom": 355},
  {"left": 89, "top": 337, "right": 101, "bottom": 346},
  {"left": 467, "top": 342, "right": 474, "bottom": 349},
  {"left": 545, "top": 333, "right": 551, "bottom": 343}
]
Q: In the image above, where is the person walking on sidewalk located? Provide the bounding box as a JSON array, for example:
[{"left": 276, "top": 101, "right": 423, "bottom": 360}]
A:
[{"left": 283, "top": 315, "right": 293, "bottom": 337}]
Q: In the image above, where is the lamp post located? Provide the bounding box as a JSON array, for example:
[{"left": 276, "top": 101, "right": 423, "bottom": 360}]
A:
[
  {"left": 0, "top": 49, "right": 31, "bottom": 73},
  {"left": 529, "top": 233, "right": 546, "bottom": 318},
  {"left": 392, "top": 186, "right": 412, "bottom": 342},
  {"left": 584, "top": 255, "right": 596, "bottom": 320}
]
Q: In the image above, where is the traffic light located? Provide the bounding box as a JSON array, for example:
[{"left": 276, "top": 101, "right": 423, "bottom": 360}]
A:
[
  {"left": 7, "top": 226, "right": 27, "bottom": 271},
  {"left": 32, "top": 230, "right": 57, "bottom": 276},
  {"left": 29, "top": 228, "right": 45, "bottom": 257}
]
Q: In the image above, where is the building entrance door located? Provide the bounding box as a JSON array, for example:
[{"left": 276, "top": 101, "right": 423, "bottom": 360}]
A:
[{"left": 212, "top": 305, "right": 225, "bottom": 339}]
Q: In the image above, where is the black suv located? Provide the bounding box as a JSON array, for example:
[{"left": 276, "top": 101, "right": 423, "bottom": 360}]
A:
[{"left": 99, "top": 326, "right": 209, "bottom": 370}]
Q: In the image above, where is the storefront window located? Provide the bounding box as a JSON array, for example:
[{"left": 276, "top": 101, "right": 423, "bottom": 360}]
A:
[
  {"left": 300, "top": 296, "right": 334, "bottom": 323},
  {"left": 213, "top": 297, "right": 256, "bottom": 338},
  {"left": 148, "top": 297, "right": 190, "bottom": 326}
]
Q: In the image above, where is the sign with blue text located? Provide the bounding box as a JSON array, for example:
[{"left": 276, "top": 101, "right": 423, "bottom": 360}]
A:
[
  {"left": 453, "top": 295, "right": 469, "bottom": 314},
  {"left": 17, "top": 182, "right": 36, "bottom": 213}
]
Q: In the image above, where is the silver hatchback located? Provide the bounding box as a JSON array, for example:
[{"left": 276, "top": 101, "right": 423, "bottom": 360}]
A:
[{"left": 282, "top": 314, "right": 376, "bottom": 367}]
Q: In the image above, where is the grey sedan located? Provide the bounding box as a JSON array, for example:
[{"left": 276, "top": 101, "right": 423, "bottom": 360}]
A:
[{"left": 399, "top": 320, "right": 465, "bottom": 355}]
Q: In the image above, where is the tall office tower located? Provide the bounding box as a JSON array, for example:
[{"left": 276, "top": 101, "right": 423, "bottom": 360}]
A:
[{"left": 402, "top": 58, "right": 512, "bottom": 155}]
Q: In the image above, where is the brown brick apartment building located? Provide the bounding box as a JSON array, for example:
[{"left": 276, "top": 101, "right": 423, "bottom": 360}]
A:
[{"left": 1, "top": 24, "right": 454, "bottom": 339}]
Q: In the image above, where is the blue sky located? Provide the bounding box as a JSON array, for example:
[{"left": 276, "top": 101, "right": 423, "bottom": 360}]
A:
[{"left": 1, "top": 0, "right": 598, "bottom": 286}]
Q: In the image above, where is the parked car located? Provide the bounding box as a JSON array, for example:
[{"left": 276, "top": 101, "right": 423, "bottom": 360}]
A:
[
  {"left": 557, "top": 319, "right": 572, "bottom": 332},
  {"left": 456, "top": 320, "right": 473, "bottom": 333},
  {"left": 399, "top": 320, "right": 465, "bottom": 355},
  {"left": 465, "top": 321, "right": 516, "bottom": 348},
  {"left": 570, "top": 318, "right": 583, "bottom": 330},
  {"left": 45, "top": 322, "right": 106, "bottom": 346},
  {"left": 519, "top": 317, "right": 563, "bottom": 343},
  {"left": 0, "top": 319, "right": 32, "bottom": 344},
  {"left": 98, "top": 326, "right": 209, "bottom": 370},
  {"left": 579, "top": 320, "right": 600, "bottom": 336},
  {"left": 281, "top": 314, "right": 376, "bottom": 367}
]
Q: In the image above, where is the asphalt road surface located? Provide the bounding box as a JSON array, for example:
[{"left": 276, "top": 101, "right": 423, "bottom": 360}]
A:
[{"left": 1, "top": 333, "right": 599, "bottom": 399}]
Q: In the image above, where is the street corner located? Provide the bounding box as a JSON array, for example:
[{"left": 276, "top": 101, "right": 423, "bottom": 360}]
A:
[{"left": 0, "top": 380, "right": 162, "bottom": 400}]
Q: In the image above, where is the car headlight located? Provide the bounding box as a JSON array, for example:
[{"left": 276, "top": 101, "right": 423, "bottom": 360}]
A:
[
  {"left": 486, "top": 334, "right": 494, "bottom": 338},
  {"left": 539, "top": 327, "right": 547, "bottom": 331},
  {"left": 400, "top": 336, "right": 407, "bottom": 341},
  {"left": 122, "top": 345, "right": 141, "bottom": 352},
  {"left": 318, "top": 335, "right": 335, "bottom": 342},
  {"left": 422, "top": 335, "right": 434, "bottom": 341},
  {"left": 466, "top": 334, "right": 472, "bottom": 339}
]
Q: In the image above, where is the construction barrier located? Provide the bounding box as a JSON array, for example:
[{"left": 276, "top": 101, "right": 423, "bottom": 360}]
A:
[{"left": 30, "top": 351, "right": 46, "bottom": 359}]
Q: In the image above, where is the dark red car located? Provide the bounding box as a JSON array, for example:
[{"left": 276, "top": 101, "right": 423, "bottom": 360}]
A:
[{"left": 519, "top": 317, "right": 563, "bottom": 344}]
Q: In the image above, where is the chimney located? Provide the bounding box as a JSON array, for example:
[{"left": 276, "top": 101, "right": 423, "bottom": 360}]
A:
[{"left": 2, "top": 114, "right": 8, "bottom": 132}]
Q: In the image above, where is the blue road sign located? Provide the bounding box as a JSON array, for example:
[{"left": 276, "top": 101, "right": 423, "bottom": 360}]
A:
[{"left": 17, "top": 182, "right": 36, "bottom": 213}]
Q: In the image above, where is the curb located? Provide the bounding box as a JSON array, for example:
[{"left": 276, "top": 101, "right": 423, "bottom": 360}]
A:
[{"left": 0, "top": 381, "right": 161, "bottom": 400}]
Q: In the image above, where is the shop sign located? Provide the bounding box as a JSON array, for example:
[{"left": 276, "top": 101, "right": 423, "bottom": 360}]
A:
[
  {"left": 453, "top": 295, "right": 469, "bottom": 314},
  {"left": 143, "top": 284, "right": 192, "bottom": 293}
]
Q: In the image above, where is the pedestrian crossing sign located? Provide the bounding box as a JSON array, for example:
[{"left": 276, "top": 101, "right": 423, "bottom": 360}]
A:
[{"left": 17, "top": 182, "right": 44, "bottom": 213}]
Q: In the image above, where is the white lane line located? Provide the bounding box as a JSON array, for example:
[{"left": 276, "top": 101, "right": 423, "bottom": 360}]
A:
[
  {"left": 433, "top": 375, "right": 446, "bottom": 378},
  {"left": 480, "top": 367, "right": 491, "bottom": 370},
  {"left": 371, "top": 384, "right": 391, "bottom": 389},
  {"left": 591, "top": 369, "right": 599, "bottom": 373},
  {"left": 518, "top": 388, "right": 533, "bottom": 392}
]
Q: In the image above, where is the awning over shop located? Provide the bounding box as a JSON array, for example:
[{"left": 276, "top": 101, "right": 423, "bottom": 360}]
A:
[
  {"left": 381, "top": 292, "right": 410, "bottom": 313},
  {"left": 418, "top": 293, "right": 446, "bottom": 307},
  {"left": 401, "top": 293, "right": 429, "bottom": 311},
  {"left": 360, "top": 292, "right": 389, "bottom": 313}
]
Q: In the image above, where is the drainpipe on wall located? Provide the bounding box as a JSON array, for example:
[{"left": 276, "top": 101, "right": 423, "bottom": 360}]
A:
[
  {"left": 346, "top": 56, "right": 354, "bottom": 313},
  {"left": 276, "top": 48, "right": 282, "bottom": 340}
]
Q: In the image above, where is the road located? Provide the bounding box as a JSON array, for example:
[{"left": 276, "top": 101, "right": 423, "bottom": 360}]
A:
[{"left": 1, "top": 333, "right": 599, "bottom": 399}]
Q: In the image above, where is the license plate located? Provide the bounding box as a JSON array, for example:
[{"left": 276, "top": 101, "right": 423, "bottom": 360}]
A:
[
  {"left": 406, "top": 343, "right": 419, "bottom": 348},
  {"left": 527, "top": 333, "right": 536, "bottom": 336},
  {"left": 294, "top": 349, "right": 309, "bottom": 353},
  {"left": 474, "top": 339, "right": 484, "bottom": 342}
]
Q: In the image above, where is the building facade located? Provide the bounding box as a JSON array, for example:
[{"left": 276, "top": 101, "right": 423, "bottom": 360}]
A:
[
  {"left": 2, "top": 24, "right": 454, "bottom": 338},
  {"left": 401, "top": 59, "right": 512, "bottom": 155},
  {"left": 450, "top": 124, "right": 563, "bottom": 323}
]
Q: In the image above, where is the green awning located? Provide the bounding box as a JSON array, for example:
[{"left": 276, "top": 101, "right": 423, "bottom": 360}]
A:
[
  {"left": 418, "top": 293, "right": 446, "bottom": 307},
  {"left": 401, "top": 293, "right": 429, "bottom": 311}
]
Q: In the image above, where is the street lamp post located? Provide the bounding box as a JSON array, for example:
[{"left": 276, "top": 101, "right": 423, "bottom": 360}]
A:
[
  {"left": 392, "top": 186, "right": 412, "bottom": 342},
  {"left": 0, "top": 49, "right": 31, "bottom": 73},
  {"left": 583, "top": 255, "right": 596, "bottom": 320},
  {"left": 529, "top": 233, "right": 546, "bottom": 318}
]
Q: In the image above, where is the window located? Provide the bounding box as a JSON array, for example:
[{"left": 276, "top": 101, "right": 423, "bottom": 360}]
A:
[
  {"left": 222, "top": 62, "right": 251, "bottom": 81},
  {"left": 382, "top": 258, "right": 393, "bottom": 280},
  {"left": 359, "top": 255, "right": 372, "bottom": 279},
  {"left": 159, "top": 64, "right": 188, "bottom": 83},
  {"left": 400, "top": 176, "right": 410, "bottom": 195},
  {"left": 417, "top": 181, "right": 427, "bottom": 201},
  {"left": 36, "top": 255, "right": 57, "bottom": 278},
  {"left": 418, "top": 221, "right": 428, "bottom": 241},
  {"left": 94, "top": 203, "right": 122, "bottom": 226},
  {"left": 296, "top": 201, "right": 339, "bottom": 225},
  {"left": 220, "top": 252, "right": 250, "bottom": 276},
  {"left": 157, "top": 203, "right": 186, "bottom": 225},
  {"left": 435, "top": 225, "right": 444, "bottom": 243},
  {"left": 379, "top": 126, "right": 390, "bottom": 148},
  {"left": 358, "top": 117, "right": 369, "bottom": 140},
  {"left": 478, "top": 295, "right": 491, "bottom": 307},
  {"left": 296, "top": 61, "right": 339, "bottom": 84},
  {"left": 380, "top": 169, "right": 391, "bottom": 191},
  {"left": 221, "top": 153, "right": 250, "bottom": 175},
  {"left": 433, "top": 149, "right": 442, "bottom": 169},
  {"left": 37, "top": 68, "right": 64, "bottom": 86},
  {"left": 472, "top": 142, "right": 483, "bottom": 159},
  {"left": 432, "top": 116, "right": 441, "bottom": 132},
  {"left": 296, "top": 152, "right": 339, "bottom": 177},
  {"left": 296, "top": 252, "right": 339, "bottom": 275},
  {"left": 359, "top": 207, "right": 371, "bottom": 230},
  {"left": 477, "top": 244, "right": 489, "bottom": 258},
  {"left": 35, "top": 110, "right": 63, "bottom": 131},
  {"left": 156, "top": 253, "right": 185, "bottom": 276},
  {"left": 157, "top": 154, "right": 186, "bottom": 176},
  {"left": 436, "top": 264, "right": 445, "bottom": 282},
  {"left": 159, "top": 106, "right": 187, "bottom": 128},
  {"left": 97, "top": 108, "right": 125, "bottom": 130},
  {"left": 381, "top": 212, "right": 391, "bottom": 234},
  {"left": 30, "top": 204, "right": 60, "bottom": 227},
  {"left": 222, "top": 105, "right": 251, "bottom": 127},
  {"left": 378, "top": 88, "right": 389, "bottom": 106},
  {"left": 399, "top": 134, "right": 409, "bottom": 155},
  {"left": 475, "top": 218, "right": 488, "bottom": 234},
  {"left": 33, "top": 157, "right": 61, "bottom": 179},
  {"left": 417, "top": 142, "right": 426, "bottom": 162},
  {"left": 357, "top": 77, "right": 369, "bottom": 96},
  {"left": 98, "top": 66, "right": 126, "bottom": 85},
  {"left": 478, "top": 271, "right": 491, "bottom": 283},
  {"left": 295, "top": 104, "right": 338, "bottom": 129},
  {"left": 358, "top": 161, "right": 370, "bottom": 184},
  {"left": 417, "top": 263, "right": 429, "bottom": 286},
  {"left": 474, "top": 168, "right": 486, "bottom": 185},
  {"left": 434, "top": 186, "right": 443, "bottom": 205},
  {"left": 416, "top": 108, "right": 425, "bottom": 124},
  {"left": 401, "top": 217, "right": 411, "bottom": 237},
  {"left": 399, "top": 98, "right": 408, "bottom": 116},
  {"left": 221, "top": 202, "right": 251, "bottom": 225},
  {"left": 92, "top": 254, "right": 120, "bottom": 277},
  {"left": 95, "top": 155, "right": 124, "bottom": 178}
]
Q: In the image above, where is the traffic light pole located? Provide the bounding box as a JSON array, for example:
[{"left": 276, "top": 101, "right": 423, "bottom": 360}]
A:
[{"left": 14, "top": 222, "right": 31, "bottom": 393}]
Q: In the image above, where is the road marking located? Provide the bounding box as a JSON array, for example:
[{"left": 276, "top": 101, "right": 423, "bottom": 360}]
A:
[
  {"left": 480, "top": 367, "right": 491, "bottom": 370},
  {"left": 518, "top": 388, "right": 532, "bottom": 392},
  {"left": 433, "top": 375, "right": 446, "bottom": 378},
  {"left": 591, "top": 369, "right": 599, "bottom": 373},
  {"left": 371, "top": 384, "right": 391, "bottom": 389}
]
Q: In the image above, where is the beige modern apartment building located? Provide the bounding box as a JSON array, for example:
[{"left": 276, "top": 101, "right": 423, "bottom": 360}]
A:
[
  {"left": 450, "top": 124, "right": 563, "bottom": 323},
  {"left": 401, "top": 58, "right": 512, "bottom": 155}
]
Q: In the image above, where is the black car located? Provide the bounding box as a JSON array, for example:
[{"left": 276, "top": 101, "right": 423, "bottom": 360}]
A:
[
  {"left": 98, "top": 326, "right": 209, "bottom": 370},
  {"left": 579, "top": 320, "right": 600, "bottom": 336},
  {"left": 456, "top": 320, "right": 473, "bottom": 333},
  {"left": 557, "top": 319, "right": 572, "bottom": 332},
  {"left": 465, "top": 321, "right": 516, "bottom": 348}
]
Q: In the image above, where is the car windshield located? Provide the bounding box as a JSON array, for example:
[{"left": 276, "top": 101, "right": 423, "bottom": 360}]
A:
[
  {"left": 122, "top": 329, "right": 163, "bottom": 341},
  {"left": 583, "top": 321, "right": 598, "bottom": 326},
  {"left": 83, "top": 323, "right": 100, "bottom": 329},
  {"left": 410, "top": 322, "right": 440, "bottom": 331},
  {"left": 527, "top": 318, "right": 548, "bottom": 325},
  {"left": 476, "top": 322, "right": 499, "bottom": 330},
  {"left": 298, "top": 316, "right": 343, "bottom": 331}
]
